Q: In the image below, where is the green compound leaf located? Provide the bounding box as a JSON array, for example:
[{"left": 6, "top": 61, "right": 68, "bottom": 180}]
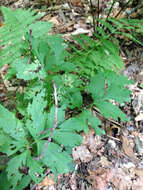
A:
[
  {"left": 46, "top": 106, "right": 65, "bottom": 130},
  {"left": 67, "top": 89, "right": 83, "bottom": 109},
  {"left": 6, "top": 152, "right": 27, "bottom": 190},
  {"left": 0, "top": 7, "right": 52, "bottom": 66},
  {"left": 59, "top": 116, "right": 86, "bottom": 132},
  {"left": 89, "top": 71, "right": 132, "bottom": 121}
]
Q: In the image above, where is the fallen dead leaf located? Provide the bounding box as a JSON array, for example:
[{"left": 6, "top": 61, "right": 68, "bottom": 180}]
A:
[
  {"left": 72, "top": 145, "right": 93, "bottom": 163},
  {"left": 71, "top": 28, "right": 90, "bottom": 35},
  {"left": 69, "top": 173, "right": 77, "bottom": 190},
  {"left": 48, "top": 16, "right": 60, "bottom": 26},
  {"left": 38, "top": 175, "right": 55, "bottom": 187},
  {"left": 99, "top": 156, "right": 111, "bottom": 168},
  {"left": 0, "top": 64, "right": 9, "bottom": 74},
  {"left": 132, "top": 176, "right": 143, "bottom": 190},
  {"left": 122, "top": 135, "right": 139, "bottom": 163},
  {"left": 82, "top": 129, "right": 100, "bottom": 153},
  {"left": 70, "top": 0, "right": 83, "bottom": 7},
  {"left": 94, "top": 176, "right": 107, "bottom": 190},
  {"left": 135, "top": 113, "right": 143, "bottom": 121},
  {"left": 135, "top": 168, "right": 143, "bottom": 177}
]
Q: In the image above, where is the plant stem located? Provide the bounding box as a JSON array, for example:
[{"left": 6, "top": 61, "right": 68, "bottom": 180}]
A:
[
  {"left": 34, "top": 80, "right": 58, "bottom": 160},
  {"left": 97, "top": 0, "right": 100, "bottom": 27},
  {"left": 28, "top": 29, "right": 32, "bottom": 64},
  {"left": 89, "top": 0, "right": 96, "bottom": 33},
  {"left": 114, "top": 0, "right": 133, "bottom": 18},
  {"left": 106, "top": 0, "right": 118, "bottom": 20}
]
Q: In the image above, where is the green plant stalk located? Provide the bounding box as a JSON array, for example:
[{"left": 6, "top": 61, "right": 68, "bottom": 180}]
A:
[
  {"left": 89, "top": 0, "right": 96, "bottom": 32},
  {"left": 97, "top": 0, "right": 100, "bottom": 27},
  {"left": 106, "top": 0, "right": 118, "bottom": 20}
]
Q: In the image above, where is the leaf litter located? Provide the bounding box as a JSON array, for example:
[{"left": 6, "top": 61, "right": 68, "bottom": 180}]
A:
[{"left": 0, "top": 0, "right": 143, "bottom": 190}]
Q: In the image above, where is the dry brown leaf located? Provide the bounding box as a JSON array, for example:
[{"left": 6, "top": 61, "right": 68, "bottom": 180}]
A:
[
  {"left": 72, "top": 145, "right": 93, "bottom": 163},
  {"left": 112, "top": 8, "right": 126, "bottom": 18},
  {"left": 132, "top": 176, "right": 143, "bottom": 190},
  {"left": 70, "top": 0, "right": 83, "bottom": 6},
  {"left": 99, "top": 156, "right": 110, "bottom": 168},
  {"left": 132, "top": 91, "right": 143, "bottom": 114},
  {"left": 95, "top": 176, "right": 107, "bottom": 190},
  {"left": 135, "top": 113, "right": 143, "bottom": 121},
  {"left": 87, "top": 169, "right": 110, "bottom": 190},
  {"left": 0, "top": 64, "right": 9, "bottom": 74},
  {"left": 82, "top": 129, "right": 101, "bottom": 153},
  {"left": 118, "top": 179, "right": 131, "bottom": 190},
  {"left": 135, "top": 168, "right": 143, "bottom": 177},
  {"left": 106, "top": 168, "right": 116, "bottom": 182},
  {"left": 0, "top": 22, "right": 4, "bottom": 28},
  {"left": 48, "top": 16, "right": 60, "bottom": 26},
  {"left": 38, "top": 176, "right": 55, "bottom": 187},
  {"left": 122, "top": 135, "right": 139, "bottom": 163},
  {"left": 69, "top": 173, "right": 77, "bottom": 190}
]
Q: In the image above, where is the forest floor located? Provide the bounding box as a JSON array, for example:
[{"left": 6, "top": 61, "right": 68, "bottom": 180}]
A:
[{"left": 0, "top": 0, "right": 143, "bottom": 190}]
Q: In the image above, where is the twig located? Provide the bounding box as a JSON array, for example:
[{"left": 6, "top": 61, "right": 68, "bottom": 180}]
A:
[
  {"left": 31, "top": 184, "right": 38, "bottom": 190},
  {"left": 114, "top": 0, "right": 132, "bottom": 18},
  {"left": 40, "top": 128, "right": 52, "bottom": 135},
  {"left": 106, "top": 0, "right": 118, "bottom": 20},
  {"left": 106, "top": 135, "right": 121, "bottom": 142},
  {"left": 34, "top": 80, "right": 58, "bottom": 160},
  {"left": 30, "top": 170, "right": 51, "bottom": 190}
]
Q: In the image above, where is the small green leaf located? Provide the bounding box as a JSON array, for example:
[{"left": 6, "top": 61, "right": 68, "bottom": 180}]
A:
[
  {"left": 42, "top": 142, "right": 73, "bottom": 174},
  {"left": 46, "top": 106, "right": 65, "bottom": 130},
  {"left": 0, "top": 104, "right": 26, "bottom": 141},
  {"left": 12, "top": 58, "right": 38, "bottom": 80},
  {"left": 15, "top": 175, "right": 31, "bottom": 190},
  {"left": 53, "top": 130, "right": 82, "bottom": 147},
  {"left": 6, "top": 152, "right": 27, "bottom": 190},
  {"left": 59, "top": 116, "right": 86, "bottom": 132},
  {"left": 29, "top": 21, "right": 53, "bottom": 38},
  {"left": 68, "top": 90, "right": 82, "bottom": 108},
  {"left": 96, "top": 100, "right": 128, "bottom": 121},
  {"left": 88, "top": 71, "right": 105, "bottom": 100},
  {"left": 105, "top": 86, "right": 131, "bottom": 103},
  {"left": 48, "top": 35, "right": 65, "bottom": 64},
  {"left": 27, "top": 90, "right": 47, "bottom": 134},
  {"left": 27, "top": 156, "right": 44, "bottom": 183},
  {"left": 86, "top": 110, "right": 105, "bottom": 136},
  {"left": 0, "top": 171, "right": 11, "bottom": 190}
]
